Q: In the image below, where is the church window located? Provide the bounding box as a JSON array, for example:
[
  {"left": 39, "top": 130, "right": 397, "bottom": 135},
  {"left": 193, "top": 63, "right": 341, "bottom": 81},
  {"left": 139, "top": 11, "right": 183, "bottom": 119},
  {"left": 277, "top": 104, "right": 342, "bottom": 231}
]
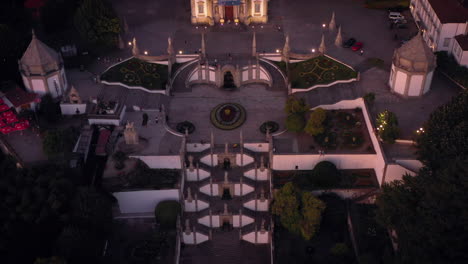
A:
[
  {"left": 198, "top": 2, "right": 204, "bottom": 14},
  {"left": 254, "top": 2, "right": 261, "bottom": 14}
]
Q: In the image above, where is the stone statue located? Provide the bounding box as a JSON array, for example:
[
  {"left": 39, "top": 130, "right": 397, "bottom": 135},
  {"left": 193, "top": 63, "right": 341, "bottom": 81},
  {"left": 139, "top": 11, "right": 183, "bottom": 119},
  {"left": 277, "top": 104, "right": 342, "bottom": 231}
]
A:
[
  {"left": 68, "top": 85, "right": 82, "bottom": 104},
  {"left": 124, "top": 122, "right": 139, "bottom": 145}
]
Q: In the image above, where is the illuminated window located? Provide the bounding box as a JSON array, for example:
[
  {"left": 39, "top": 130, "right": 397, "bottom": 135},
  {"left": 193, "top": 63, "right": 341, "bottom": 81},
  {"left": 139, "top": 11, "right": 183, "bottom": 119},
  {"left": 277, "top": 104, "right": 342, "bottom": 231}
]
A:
[
  {"left": 198, "top": 3, "right": 204, "bottom": 14},
  {"left": 254, "top": 2, "right": 261, "bottom": 14}
]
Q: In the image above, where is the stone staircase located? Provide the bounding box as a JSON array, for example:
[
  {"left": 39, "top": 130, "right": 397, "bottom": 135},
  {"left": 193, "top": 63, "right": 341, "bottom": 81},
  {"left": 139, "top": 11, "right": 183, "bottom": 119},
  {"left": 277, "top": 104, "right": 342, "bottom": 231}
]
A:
[{"left": 180, "top": 146, "right": 272, "bottom": 263}]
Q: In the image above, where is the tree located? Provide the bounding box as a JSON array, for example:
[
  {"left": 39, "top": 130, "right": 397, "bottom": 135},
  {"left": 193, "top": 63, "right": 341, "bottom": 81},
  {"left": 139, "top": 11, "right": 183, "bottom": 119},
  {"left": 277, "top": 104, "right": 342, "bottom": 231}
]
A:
[
  {"left": 42, "top": 127, "right": 80, "bottom": 158},
  {"left": 272, "top": 183, "right": 325, "bottom": 240},
  {"left": 71, "top": 187, "right": 113, "bottom": 233},
  {"left": 112, "top": 151, "right": 127, "bottom": 170},
  {"left": 416, "top": 91, "right": 468, "bottom": 170},
  {"left": 304, "top": 107, "right": 326, "bottom": 136},
  {"left": 308, "top": 161, "right": 341, "bottom": 188},
  {"left": 286, "top": 113, "right": 305, "bottom": 132},
  {"left": 363, "top": 92, "right": 375, "bottom": 106},
  {"left": 376, "top": 110, "right": 399, "bottom": 143},
  {"left": 73, "top": 0, "right": 121, "bottom": 47},
  {"left": 39, "top": 94, "right": 60, "bottom": 123},
  {"left": 155, "top": 200, "right": 181, "bottom": 229},
  {"left": 285, "top": 96, "right": 309, "bottom": 115},
  {"left": 54, "top": 225, "right": 102, "bottom": 262},
  {"left": 376, "top": 160, "right": 468, "bottom": 263}
]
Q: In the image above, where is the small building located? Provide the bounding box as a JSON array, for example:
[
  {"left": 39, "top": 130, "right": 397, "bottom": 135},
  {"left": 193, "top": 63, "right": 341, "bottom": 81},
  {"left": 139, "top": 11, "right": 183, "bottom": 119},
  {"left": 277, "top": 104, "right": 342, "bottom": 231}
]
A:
[
  {"left": 0, "top": 85, "right": 38, "bottom": 112},
  {"left": 190, "top": 0, "right": 268, "bottom": 26},
  {"left": 18, "top": 30, "right": 68, "bottom": 98},
  {"left": 453, "top": 34, "right": 468, "bottom": 65},
  {"left": 389, "top": 34, "right": 437, "bottom": 97},
  {"left": 409, "top": 0, "right": 468, "bottom": 65}
]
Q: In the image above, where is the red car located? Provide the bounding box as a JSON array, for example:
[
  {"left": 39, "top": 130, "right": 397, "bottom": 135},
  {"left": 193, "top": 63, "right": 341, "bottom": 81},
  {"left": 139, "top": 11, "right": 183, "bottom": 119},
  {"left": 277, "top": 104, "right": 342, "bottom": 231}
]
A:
[{"left": 351, "top": 42, "right": 363, "bottom": 51}]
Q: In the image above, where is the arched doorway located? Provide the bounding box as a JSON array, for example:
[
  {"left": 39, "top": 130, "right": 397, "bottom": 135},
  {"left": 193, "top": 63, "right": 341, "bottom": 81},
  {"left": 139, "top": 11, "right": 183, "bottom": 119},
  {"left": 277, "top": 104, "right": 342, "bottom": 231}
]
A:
[
  {"left": 223, "top": 158, "right": 231, "bottom": 170},
  {"left": 223, "top": 71, "right": 236, "bottom": 89},
  {"left": 225, "top": 6, "right": 234, "bottom": 22}
]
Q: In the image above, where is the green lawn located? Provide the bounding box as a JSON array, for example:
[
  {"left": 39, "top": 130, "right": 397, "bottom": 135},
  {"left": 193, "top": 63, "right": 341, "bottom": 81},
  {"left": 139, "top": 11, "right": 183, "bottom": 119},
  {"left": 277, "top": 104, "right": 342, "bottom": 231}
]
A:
[
  {"left": 101, "top": 58, "right": 168, "bottom": 90},
  {"left": 289, "top": 56, "right": 358, "bottom": 88}
]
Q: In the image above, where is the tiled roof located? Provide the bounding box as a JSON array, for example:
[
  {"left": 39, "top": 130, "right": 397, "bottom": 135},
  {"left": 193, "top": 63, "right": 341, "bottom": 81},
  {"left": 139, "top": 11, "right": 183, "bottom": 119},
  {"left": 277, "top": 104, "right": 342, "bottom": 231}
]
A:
[
  {"left": 20, "top": 30, "right": 61, "bottom": 68},
  {"left": 4, "top": 86, "right": 38, "bottom": 107},
  {"left": 396, "top": 33, "right": 436, "bottom": 70},
  {"left": 455, "top": 34, "right": 468, "bottom": 50},
  {"left": 428, "top": 0, "right": 468, "bottom": 23}
]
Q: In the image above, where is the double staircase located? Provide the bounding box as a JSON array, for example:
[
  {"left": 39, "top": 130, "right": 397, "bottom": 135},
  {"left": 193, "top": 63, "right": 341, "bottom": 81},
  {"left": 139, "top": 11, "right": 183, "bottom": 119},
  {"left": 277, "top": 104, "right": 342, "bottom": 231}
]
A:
[{"left": 180, "top": 144, "right": 272, "bottom": 263}]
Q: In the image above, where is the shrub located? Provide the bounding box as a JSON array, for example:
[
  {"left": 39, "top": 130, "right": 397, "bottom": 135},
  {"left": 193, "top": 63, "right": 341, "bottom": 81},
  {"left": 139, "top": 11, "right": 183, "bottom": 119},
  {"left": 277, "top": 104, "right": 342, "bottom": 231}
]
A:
[
  {"left": 286, "top": 114, "right": 305, "bottom": 132},
  {"left": 330, "top": 242, "right": 350, "bottom": 256},
  {"left": 363, "top": 92, "right": 375, "bottom": 105},
  {"left": 435, "top": 51, "right": 468, "bottom": 88},
  {"left": 112, "top": 151, "right": 127, "bottom": 170},
  {"left": 284, "top": 96, "right": 309, "bottom": 115},
  {"left": 176, "top": 121, "right": 195, "bottom": 134},
  {"left": 304, "top": 108, "right": 326, "bottom": 136},
  {"left": 376, "top": 110, "right": 399, "bottom": 143},
  {"left": 155, "top": 200, "right": 181, "bottom": 229},
  {"left": 309, "top": 161, "right": 341, "bottom": 188},
  {"left": 260, "top": 121, "right": 279, "bottom": 134}
]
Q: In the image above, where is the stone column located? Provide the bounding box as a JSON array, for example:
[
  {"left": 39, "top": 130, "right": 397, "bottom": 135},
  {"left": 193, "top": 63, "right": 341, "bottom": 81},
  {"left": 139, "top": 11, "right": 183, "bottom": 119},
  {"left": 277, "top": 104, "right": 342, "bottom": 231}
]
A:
[
  {"left": 252, "top": 32, "right": 257, "bottom": 57},
  {"left": 282, "top": 35, "right": 290, "bottom": 63},
  {"left": 201, "top": 33, "right": 206, "bottom": 58}
]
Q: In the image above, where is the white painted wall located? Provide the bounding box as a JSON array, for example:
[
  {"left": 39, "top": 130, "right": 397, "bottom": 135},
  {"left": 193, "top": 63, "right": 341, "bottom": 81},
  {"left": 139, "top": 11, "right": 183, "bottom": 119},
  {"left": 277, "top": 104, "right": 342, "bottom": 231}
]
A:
[
  {"left": 184, "top": 199, "right": 209, "bottom": 212},
  {"left": 234, "top": 183, "right": 254, "bottom": 196},
  {"left": 385, "top": 164, "right": 416, "bottom": 183},
  {"left": 242, "top": 231, "right": 269, "bottom": 244},
  {"left": 183, "top": 232, "right": 209, "bottom": 245},
  {"left": 186, "top": 143, "right": 210, "bottom": 152},
  {"left": 113, "top": 190, "right": 179, "bottom": 214},
  {"left": 437, "top": 23, "right": 467, "bottom": 52},
  {"left": 31, "top": 79, "right": 46, "bottom": 94},
  {"left": 22, "top": 76, "right": 30, "bottom": 90},
  {"left": 88, "top": 118, "right": 121, "bottom": 126},
  {"left": 131, "top": 155, "right": 182, "bottom": 169},
  {"left": 47, "top": 75, "right": 62, "bottom": 97},
  {"left": 198, "top": 215, "right": 220, "bottom": 228},
  {"left": 60, "top": 103, "right": 87, "bottom": 115},
  {"left": 245, "top": 168, "right": 268, "bottom": 181},
  {"left": 423, "top": 70, "right": 434, "bottom": 94},
  {"left": 408, "top": 75, "right": 423, "bottom": 96},
  {"left": 200, "top": 154, "right": 217, "bottom": 166},
  {"left": 273, "top": 154, "right": 376, "bottom": 170},
  {"left": 244, "top": 200, "right": 269, "bottom": 211},
  {"left": 394, "top": 71, "right": 407, "bottom": 95},
  {"left": 233, "top": 215, "right": 254, "bottom": 227},
  {"left": 236, "top": 154, "right": 254, "bottom": 166},
  {"left": 186, "top": 168, "right": 210, "bottom": 181},
  {"left": 244, "top": 142, "right": 269, "bottom": 152},
  {"left": 200, "top": 183, "right": 219, "bottom": 196},
  {"left": 395, "top": 159, "right": 423, "bottom": 172}
]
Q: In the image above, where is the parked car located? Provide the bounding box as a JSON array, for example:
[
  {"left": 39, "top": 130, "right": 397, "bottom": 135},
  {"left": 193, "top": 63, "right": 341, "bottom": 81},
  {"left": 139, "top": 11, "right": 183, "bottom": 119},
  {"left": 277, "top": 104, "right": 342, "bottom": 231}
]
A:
[
  {"left": 343, "top": 38, "right": 356, "bottom": 48},
  {"left": 388, "top": 12, "right": 405, "bottom": 21},
  {"left": 351, "top": 42, "right": 363, "bottom": 51}
]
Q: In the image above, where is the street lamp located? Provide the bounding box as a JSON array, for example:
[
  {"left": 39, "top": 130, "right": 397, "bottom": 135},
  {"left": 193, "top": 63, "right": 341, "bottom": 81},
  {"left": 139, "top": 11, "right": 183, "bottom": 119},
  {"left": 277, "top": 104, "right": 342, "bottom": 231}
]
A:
[
  {"left": 311, "top": 48, "right": 316, "bottom": 53},
  {"left": 144, "top": 51, "right": 148, "bottom": 55},
  {"left": 276, "top": 49, "right": 280, "bottom": 53},
  {"left": 128, "top": 42, "right": 132, "bottom": 46},
  {"left": 179, "top": 50, "right": 183, "bottom": 54},
  {"left": 322, "top": 23, "right": 326, "bottom": 28}
]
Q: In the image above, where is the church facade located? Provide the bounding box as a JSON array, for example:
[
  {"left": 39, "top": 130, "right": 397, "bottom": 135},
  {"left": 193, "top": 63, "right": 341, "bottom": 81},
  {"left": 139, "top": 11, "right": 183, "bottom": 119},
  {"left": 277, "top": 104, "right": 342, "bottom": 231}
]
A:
[{"left": 190, "top": 0, "right": 268, "bottom": 26}]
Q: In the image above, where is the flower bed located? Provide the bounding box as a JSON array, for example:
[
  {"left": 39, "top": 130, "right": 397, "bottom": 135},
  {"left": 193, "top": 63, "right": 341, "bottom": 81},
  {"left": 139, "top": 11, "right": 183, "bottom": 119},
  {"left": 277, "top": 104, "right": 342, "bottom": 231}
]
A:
[
  {"left": 101, "top": 58, "right": 168, "bottom": 90},
  {"left": 210, "top": 103, "right": 246, "bottom": 130},
  {"left": 289, "top": 56, "right": 357, "bottom": 88}
]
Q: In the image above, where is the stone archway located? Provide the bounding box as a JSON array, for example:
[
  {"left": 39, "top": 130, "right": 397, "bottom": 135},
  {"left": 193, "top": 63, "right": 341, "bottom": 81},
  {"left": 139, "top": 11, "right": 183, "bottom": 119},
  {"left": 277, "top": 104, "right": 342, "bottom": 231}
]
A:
[{"left": 220, "top": 65, "right": 240, "bottom": 88}]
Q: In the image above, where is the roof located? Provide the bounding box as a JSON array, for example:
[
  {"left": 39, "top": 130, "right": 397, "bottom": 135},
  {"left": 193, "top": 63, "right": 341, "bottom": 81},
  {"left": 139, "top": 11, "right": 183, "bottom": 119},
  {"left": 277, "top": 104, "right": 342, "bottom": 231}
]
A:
[
  {"left": 385, "top": 164, "right": 416, "bottom": 183},
  {"left": 3, "top": 86, "right": 38, "bottom": 107},
  {"left": 428, "top": 0, "right": 468, "bottom": 24},
  {"left": 455, "top": 34, "right": 468, "bottom": 50},
  {"left": 20, "top": 30, "right": 61, "bottom": 68},
  {"left": 394, "top": 33, "right": 436, "bottom": 72}
]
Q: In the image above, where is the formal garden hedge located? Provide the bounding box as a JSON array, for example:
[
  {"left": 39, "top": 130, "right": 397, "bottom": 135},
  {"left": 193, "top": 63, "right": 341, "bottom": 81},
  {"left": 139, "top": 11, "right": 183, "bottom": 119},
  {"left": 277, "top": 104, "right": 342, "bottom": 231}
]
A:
[
  {"left": 210, "top": 103, "right": 247, "bottom": 130},
  {"left": 435, "top": 51, "right": 468, "bottom": 88},
  {"left": 114, "top": 160, "right": 179, "bottom": 190},
  {"left": 289, "top": 56, "right": 358, "bottom": 88},
  {"left": 101, "top": 58, "right": 168, "bottom": 90}
]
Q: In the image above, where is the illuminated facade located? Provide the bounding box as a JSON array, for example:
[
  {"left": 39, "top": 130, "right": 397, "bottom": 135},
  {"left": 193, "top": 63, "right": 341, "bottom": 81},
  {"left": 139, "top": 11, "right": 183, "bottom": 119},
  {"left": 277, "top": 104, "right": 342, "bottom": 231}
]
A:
[{"left": 190, "top": 0, "right": 268, "bottom": 25}]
